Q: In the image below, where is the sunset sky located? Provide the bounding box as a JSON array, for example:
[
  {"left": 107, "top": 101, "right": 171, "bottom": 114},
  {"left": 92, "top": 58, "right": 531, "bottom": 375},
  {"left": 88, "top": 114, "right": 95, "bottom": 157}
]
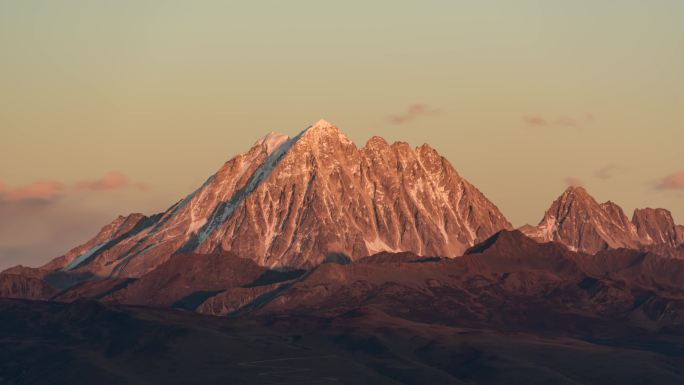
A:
[{"left": 1, "top": 1, "right": 683, "bottom": 269}]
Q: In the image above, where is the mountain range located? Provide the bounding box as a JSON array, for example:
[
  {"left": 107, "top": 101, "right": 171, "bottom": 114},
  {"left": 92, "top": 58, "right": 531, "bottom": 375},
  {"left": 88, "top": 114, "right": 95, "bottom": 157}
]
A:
[
  {"left": 3, "top": 119, "right": 684, "bottom": 384},
  {"left": 521, "top": 185, "right": 684, "bottom": 253},
  {"left": 1, "top": 119, "right": 682, "bottom": 305}
]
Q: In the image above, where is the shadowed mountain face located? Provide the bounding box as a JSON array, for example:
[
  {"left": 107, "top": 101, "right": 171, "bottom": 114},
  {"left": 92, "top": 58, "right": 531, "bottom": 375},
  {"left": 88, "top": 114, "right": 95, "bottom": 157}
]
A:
[
  {"left": 33, "top": 120, "right": 510, "bottom": 279},
  {"left": 4, "top": 234, "right": 684, "bottom": 385},
  {"left": 237, "top": 231, "right": 684, "bottom": 333},
  {"left": 4, "top": 280, "right": 684, "bottom": 385}
]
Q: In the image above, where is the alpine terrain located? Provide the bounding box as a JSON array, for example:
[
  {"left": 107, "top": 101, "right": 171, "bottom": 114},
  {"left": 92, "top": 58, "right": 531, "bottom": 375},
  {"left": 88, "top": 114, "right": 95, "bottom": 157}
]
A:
[{"left": 2, "top": 120, "right": 684, "bottom": 385}]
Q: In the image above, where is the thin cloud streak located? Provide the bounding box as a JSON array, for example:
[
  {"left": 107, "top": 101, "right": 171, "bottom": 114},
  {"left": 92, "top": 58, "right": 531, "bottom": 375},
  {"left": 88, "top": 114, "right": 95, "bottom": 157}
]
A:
[
  {"left": 655, "top": 171, "right": 684, "bottom": 190},
  {"left": 523, "top": 115, "right": 547, "bottom": 126},
  {"left": 0, "top": 172, "right": 157, "bottom": 269},
  {"left": 1, "top": 172, "right": 148, "bottom": 204},
  {"left": 0, "top": 180, "right": 65, "bottom": 202},
  {"left": 523, "top": 113, "right": 595, "bottom": 129},
  {"left": 388, "top": 104, "right": 440, "bottom": 125},
  {"left": 76, "top": 171, "right": 148, "bottom": 191}
]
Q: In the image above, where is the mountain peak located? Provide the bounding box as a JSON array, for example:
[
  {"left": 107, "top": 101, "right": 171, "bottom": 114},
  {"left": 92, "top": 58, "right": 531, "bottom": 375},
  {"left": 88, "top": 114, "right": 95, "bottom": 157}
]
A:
[
  {"left": 311, "top": 118, "right": 335, "bottom": 129},
  {"left": 303, "top": 119, "right": 340, "bottom": 135},
  {"left": 364, "top": 136, "right": 389, "bottom": 150},
  {"left": 561, "top": 185, "right": 591, "bottom": 198},
  {"left": 304, "top": 119, "right": 343, "bottom": 137},
  {"left": 299, "top": 119, "right": 354, "bottom": 148},
  {"left": 521, "top": 185, "right": 644, "bottom": 254}
]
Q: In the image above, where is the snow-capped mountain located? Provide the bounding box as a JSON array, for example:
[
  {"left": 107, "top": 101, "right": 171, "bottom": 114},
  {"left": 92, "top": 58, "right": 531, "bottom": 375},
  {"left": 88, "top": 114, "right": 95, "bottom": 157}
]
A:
[
  {"left": 520, "top": 186, "right": 683, "bottom": 254},
  {"left": 43, "top": 119, "right": 512, "bottom": 277}
]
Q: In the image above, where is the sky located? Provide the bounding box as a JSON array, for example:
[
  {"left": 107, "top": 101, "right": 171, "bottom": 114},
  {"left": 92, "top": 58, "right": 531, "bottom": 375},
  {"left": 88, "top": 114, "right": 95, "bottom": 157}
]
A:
[{"left": 1, "top": 1, "right": 683, "bottom": 269}]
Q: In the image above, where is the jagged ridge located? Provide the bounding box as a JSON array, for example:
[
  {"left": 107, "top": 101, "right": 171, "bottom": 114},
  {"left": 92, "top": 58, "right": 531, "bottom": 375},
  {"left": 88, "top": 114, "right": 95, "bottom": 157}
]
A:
[
  {"left": 520, "top": 186, "right": 683, "bottom": 254},
  {"left": 33, "top": 119, "right": 512, "bottom": 278}
]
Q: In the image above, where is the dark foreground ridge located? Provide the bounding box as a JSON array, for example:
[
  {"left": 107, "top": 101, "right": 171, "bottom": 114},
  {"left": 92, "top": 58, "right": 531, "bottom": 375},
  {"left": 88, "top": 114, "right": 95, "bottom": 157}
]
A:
[
  {"left": 3, "top": 298, "right": 684, "bottom": 385},
  {"left": 3, "top": 231, "right": 684, "bottom": 383}
]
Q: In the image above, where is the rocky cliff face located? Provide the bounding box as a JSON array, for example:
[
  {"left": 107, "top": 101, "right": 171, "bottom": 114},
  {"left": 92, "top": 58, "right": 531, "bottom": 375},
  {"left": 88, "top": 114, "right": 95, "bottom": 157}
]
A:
[
  {"left": 632, "top": 208, "right": 682, "bottom": 248},
  {"left": 37, "top": 119, "right": 511, "bottom": 277},
  {"left": 520, "top": 186, "right": 682, "bottom": 254},
  {"left": 520, "top": 186, "right": 640, "bottom": 253}
]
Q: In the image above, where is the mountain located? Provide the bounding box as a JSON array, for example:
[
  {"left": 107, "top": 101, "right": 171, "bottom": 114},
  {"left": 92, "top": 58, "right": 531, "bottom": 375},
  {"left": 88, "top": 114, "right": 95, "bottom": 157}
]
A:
[
  {"left": 632, "top": 207, "right": 684, "bottom": 248},
  {"left": 220, "top": 230, "right": 684, "bottom": 332},
  {"left": 31, "top": 119, "right": 511, "bottom": 278},
  {"left": 41, "top": 213, "right": 162, "bottom": 271},
  {"left": 520, "top": 186, "right": 683, "bottom": 254},
  {"left": 5, "top": 120, "right": 684, "bottom": 384},
  {"left": 37, "top": 229, "right": 684, "bottom": 332}
]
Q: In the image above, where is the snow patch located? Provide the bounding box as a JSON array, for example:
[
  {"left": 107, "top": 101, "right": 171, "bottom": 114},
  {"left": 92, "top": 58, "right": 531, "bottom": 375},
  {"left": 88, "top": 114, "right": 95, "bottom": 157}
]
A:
[
  {"left": 187, "top": 128, "right": 307, "bottom": 249},
  {"left": 63, "top": 242, "right": 107, "bottom": 271},
  {"left": 187, "top": 217, "right": 208, "bottom": 235},
  {"left": 254, "top": 132, "right": 290, "bottom": 156},
  {"left": 365, "top": 236, "right": 399, "bottom": 254}
]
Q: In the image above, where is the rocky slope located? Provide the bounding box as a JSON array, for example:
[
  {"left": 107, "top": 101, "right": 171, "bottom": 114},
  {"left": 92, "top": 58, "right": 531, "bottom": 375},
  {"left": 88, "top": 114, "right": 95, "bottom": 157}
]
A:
[
  {"left": 6, "top": 229, "right": 684, "bottom": 333},
  {"left": 229, "top": 230, "right": 684, "bottom": 331},
  {"left": 633, "top": 207, "right": 684, "bottom": 248},
  {"left": 520, "top": 186, "right": 683, "bottom": 254},
  {"left": 31, "top": 119, "right": 511, "bottom": 278}
]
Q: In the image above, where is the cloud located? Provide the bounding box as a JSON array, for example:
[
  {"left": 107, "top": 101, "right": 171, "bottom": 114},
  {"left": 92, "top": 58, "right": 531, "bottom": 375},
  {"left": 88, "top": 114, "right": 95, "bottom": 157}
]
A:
[
  {"left": 523, "top": 115, "right": 548, "bottom": 126},
  {"left": 555, "top": 116, "right": 579, "bottom": 127},
  {"left": 76, "top": 171, "right": 147, "bottom": 191},
  {"left": 0, "top": 172, "right": 159, "bottom": 270},
  {"left": 0, "top": 180, "right": 65, "bottom": 203},
  {"left": 0, "top": 197, "right": 123, "bottom": 269},
  {"left": 0, "top": 172, "right": 148, "bottom": 204},
  {"left": 388, "top": 104, "right": 440, "bottom": 125},
  {"left": 594, "top": 164, "right": 626, "bottom": 180},
  {"left": 655, "top": 171, "right": 684, "bottom": 190},
  {"left": 523, "top": 113, "right": 595, "bottom": 129},
  {"left": 564, "top": 177, "right": 585, "bottom": 188}
]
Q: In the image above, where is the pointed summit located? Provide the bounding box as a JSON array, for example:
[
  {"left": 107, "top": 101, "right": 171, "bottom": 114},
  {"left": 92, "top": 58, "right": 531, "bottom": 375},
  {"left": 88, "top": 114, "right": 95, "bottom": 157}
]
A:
[
  {"left": 521, "top": 186, "right": 640, "bottom": 253},
  {"left": 364, "top": 135, "right": 389, "bottom": 150},
  {"left": 558, "top": 186, "right": 598, "bottom": 206},
  {"left": 303, "top": 119, "right": 344, "bottom": 137},
  {"left": 562, "top": 184, "right": 589, "bottom": 196},
  {"left": 311, "top": 118, "right": 335, "bottom": 129},
  {"left": 298, "top": 118, "right": 354, "bottom": 150}
]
